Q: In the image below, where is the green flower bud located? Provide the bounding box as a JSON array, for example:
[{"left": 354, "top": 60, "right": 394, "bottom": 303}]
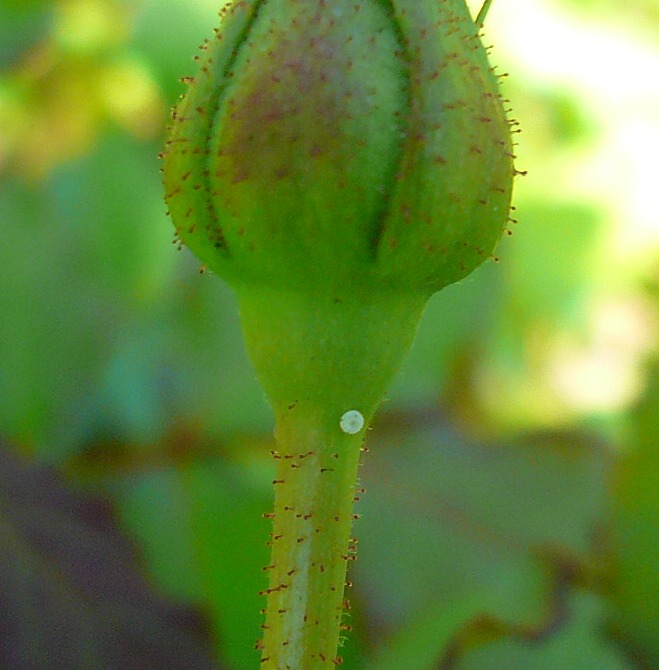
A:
[
  {"left": 163, "top": 0, "right": 514, "bottom": 295},
  {"left": 162, "top": 3, "right": 516, "bottom": 665}
]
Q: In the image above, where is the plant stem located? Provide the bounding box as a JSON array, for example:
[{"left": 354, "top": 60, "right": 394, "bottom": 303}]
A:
[
  {"left": 235, "top": 285, "right": 427, "bottom": 668},
  {"left": 475, "top": 0, "right": 495, "bottom": 28},
  {"left": 260, "top": 412, "right": 363, "bottom": 668}
]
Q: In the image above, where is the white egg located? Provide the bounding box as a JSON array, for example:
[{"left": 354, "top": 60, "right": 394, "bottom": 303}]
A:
[{"left": 340, "top": 410, "right": 365, "bottom": 435}]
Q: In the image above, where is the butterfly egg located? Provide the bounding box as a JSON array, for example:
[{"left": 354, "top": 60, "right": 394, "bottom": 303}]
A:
[{"left": 340, "top": 410, "right": 365, "bottom": 435}]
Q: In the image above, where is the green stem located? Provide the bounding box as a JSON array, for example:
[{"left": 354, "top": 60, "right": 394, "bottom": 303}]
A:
[
  {"left": 260, "top": 413, "right": 363, "bottom": 668},
  {"left": 475, "top": 0, "right": 495, "bottom": 28},
  {"left": 235, "top": 285, "right": 427, "bottom": 667}
]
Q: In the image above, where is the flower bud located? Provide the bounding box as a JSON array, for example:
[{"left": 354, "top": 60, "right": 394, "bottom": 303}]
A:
[
  {"left": 163, "top": 0, "right": 514, "bottom": 295},
  {"left": 163, "top": 7, "right": 516, "bottom": 662}
]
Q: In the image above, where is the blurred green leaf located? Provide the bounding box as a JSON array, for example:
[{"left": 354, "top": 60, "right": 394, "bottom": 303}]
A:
[
  {"left": 0, "top": 178, "right": 107, "bottom": 455},
  {"left": 365, "top": 594, "right": 484, "bottom": 670},
  {"left": 609, "top": 361, "right": 659, "bottom": 667},
  {"left": 388, "top": 261, "right": 503, "bottom": 408},
  {"left": 458, "top": 592, "right": 632, "bottom": 670},
  {"left": 0, "top": 2, "right": 52, "bottom": 69},
  {"left": 132, "top": 0, "right": 221, "bottom": 104},
  {"left": 0, "top": 132, "right": 174, "bottom": 456},
  {"left": 115, "top": 455, "right": 273, "bottom": 670},
  {"left": 356, "top": 412, "right": 611, "bottom": 668},
  {"left": 503, "top": 201, "right": 603, "bottom": 326}
]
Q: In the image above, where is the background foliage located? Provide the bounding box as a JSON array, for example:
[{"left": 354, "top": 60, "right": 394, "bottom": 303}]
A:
[{"left": 0, "top": 0, "right": 657, "bottom": 668}]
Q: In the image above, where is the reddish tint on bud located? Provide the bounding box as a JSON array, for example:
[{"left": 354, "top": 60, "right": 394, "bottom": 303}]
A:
[{"left": 163, "top": 0, "right": 515, "bottom": 295}]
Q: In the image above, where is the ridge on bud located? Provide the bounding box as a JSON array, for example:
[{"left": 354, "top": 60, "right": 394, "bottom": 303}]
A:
[{"left": 163, "top": 0, "right": 514, "bottom": 295}]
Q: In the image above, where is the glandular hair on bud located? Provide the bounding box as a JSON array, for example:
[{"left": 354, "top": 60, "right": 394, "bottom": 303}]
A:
[{"left": 163, "top": 0, "right": 514, "bottom": 296}]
